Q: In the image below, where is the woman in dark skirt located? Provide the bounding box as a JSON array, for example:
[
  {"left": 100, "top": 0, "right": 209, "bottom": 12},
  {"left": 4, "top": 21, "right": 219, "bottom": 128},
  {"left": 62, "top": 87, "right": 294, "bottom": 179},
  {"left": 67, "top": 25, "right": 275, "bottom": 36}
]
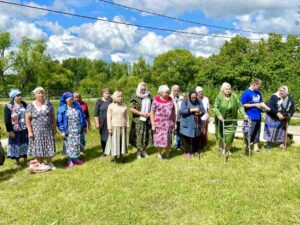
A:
[
  {"left": 94, "top": 88, "right": 112, "bottom": 154},
  {"left": 129, "top": 82, "right": 153, "bottom": 159},
  {"left": 4, "top": 89, "right": 28, "bottom": 165},
  {"left": 264, "top": 86, "right": 295, "bottom": 149},
  {"left": 180, "top": 91, "right": 205, "bottom": 159}
]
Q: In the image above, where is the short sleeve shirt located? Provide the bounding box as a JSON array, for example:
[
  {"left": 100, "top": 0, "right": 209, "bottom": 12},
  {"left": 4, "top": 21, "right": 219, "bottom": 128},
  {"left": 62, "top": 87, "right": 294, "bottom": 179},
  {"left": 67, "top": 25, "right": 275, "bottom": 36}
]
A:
[{"left": 241, "top": 89, "right": 263, "bottom": 120}]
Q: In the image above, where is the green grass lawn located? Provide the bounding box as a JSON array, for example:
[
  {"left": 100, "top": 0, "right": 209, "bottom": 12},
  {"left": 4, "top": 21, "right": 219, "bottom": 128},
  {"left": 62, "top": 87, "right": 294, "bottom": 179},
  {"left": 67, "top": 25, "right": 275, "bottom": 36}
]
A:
[{"left": 0, "top": 132, "right": 299, "bottom": 225}]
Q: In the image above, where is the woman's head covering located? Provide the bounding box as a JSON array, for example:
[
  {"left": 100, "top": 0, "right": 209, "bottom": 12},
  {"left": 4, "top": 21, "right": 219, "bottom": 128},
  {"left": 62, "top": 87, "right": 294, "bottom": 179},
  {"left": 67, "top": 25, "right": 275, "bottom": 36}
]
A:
[
  {"left": 32, "top": 87, "right": 45, "bottom": 94},
  {"left": 220, "top": 82, "right": 231, "bottom": 92},
  {"left": 277, "top": 85, "right": 289, "bottom": 95},
  {"left": 9, "top": 89, "right": 21, "bottom": 101},
  {"left": 195, "top": 86, "right": 203, "bottom": 93},
  {"left": 136, "top": 82, "right": 150, "bottom": 98},
  {"left": 188, "top": 90, "right": 198, "bottom": 103},
  {"left": 158, "top": 85, "right": 170, "bottom": 94},
  {"left": 59, "top": 91, "right": 73, "bottom": 106}
]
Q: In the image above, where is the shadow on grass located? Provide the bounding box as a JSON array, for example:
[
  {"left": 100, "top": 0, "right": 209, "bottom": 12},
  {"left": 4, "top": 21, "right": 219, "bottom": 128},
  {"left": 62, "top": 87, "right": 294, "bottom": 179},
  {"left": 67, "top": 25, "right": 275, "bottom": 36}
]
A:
[
  {"left": 0, "top": 163, "right": 27, "bottom": 182},
  {"left": 53, "top": 145, "right": 102, "bottom": 168}
]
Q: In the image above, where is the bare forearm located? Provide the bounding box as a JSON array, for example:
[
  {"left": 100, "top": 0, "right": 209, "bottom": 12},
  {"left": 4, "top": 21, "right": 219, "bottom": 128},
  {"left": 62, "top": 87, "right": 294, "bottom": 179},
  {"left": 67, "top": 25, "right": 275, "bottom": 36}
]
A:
[
  {"left": 94, "top": 116, "right": 100, "bottom": 126},
  {"left": 243, "top": 103, "right": 258, "bottom": 108},
  {"left": 130, "top": 108, "right": 144, "bottom": 116}
]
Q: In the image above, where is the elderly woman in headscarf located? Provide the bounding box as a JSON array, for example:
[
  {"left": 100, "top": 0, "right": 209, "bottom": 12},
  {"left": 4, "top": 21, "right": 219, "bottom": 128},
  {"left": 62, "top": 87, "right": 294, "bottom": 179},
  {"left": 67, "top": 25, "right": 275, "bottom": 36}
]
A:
[
  {"left": 264, "top": 86, "right": 295, "bottom": 150},
  {"left": 129, "top": 82, "right": 153, "bottom": 159},
  {"left": 170, "top": 85, "right": 184, "bottom": 151},
  {"left": 195, "top": 86, "right": 210, "bottom": 150},
  {"left": 213, "top": 82, "right": 244, "bottom": 156},
  {"left": 57, "top": 91, "right": 87, "bottom": 168},
  {"left": 180, "top": 90, "right": 205, "bottom": 159},
  {"left": 150, "top": 85, "right": 175, "bottom": 160},
  {"left": 4, "top": 89, "right": 28, "bottom": 165},
  {"left": 105, "top": 91, "right": 129, "bottom": 160},
  {"left": 26, "top": 87, "right": 56, "bottom": 169}
]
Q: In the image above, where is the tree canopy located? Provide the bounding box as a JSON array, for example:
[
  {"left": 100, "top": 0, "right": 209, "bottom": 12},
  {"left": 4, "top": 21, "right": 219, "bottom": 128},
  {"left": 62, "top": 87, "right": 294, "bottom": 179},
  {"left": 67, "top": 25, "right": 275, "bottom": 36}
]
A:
[{"left": 0, "top": 31, "right": 299, "bottom": 110}]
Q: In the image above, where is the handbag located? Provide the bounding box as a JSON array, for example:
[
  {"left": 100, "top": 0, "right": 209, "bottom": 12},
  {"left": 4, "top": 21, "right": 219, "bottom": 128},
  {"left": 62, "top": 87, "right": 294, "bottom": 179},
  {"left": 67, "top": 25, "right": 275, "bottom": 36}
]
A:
[{"left": 0, "top": 142, "right": 5, "bottom": 165}]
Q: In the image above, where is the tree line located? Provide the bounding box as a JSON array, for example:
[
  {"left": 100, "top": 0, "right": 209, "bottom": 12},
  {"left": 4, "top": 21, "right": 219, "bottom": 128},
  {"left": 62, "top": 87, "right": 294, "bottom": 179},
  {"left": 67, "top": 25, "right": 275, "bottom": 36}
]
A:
[{"left": 0, "top": 31, "right": 299, "bottom": 110}]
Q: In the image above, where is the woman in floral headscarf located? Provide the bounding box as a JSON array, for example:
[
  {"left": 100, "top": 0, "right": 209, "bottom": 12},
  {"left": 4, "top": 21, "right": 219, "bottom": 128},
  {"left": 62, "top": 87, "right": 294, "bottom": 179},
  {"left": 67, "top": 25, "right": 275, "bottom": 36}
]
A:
[
  {"left": 57, "top": 91, "right": 87, "bottom": 168},
  {"left": 129, "top": 82, "right": 153, "bottom": 159},
  {"left": 4, "top": 89, "right": 28, "bottom": 165}
]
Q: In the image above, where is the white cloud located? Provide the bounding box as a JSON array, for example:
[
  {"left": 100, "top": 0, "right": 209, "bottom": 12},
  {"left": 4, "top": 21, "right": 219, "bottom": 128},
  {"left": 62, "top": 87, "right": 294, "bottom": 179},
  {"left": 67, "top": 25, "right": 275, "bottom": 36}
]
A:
[
  {"left": 69, "top": 16, "right": 138, "bottom": 50},
  {"left": 37, "top": 21, "right": 65, "bottom": 35},
  {"left": 113, "top": 0, "right": 300, "bottom": 35},
  {"left": 46, "top": 32, "right": 103, "bottom": 61},
  {"left": 6, "top": 18, "right": 47, "bottom": 42},
  {"left": 113, "top": 0, "right": 299, "bottom": 18},
  {"left": 235, "top": 10, "right": 299, "bottom": 35},
  {"left": 0, "top": 0, "right": 48, "bottom": 19}
]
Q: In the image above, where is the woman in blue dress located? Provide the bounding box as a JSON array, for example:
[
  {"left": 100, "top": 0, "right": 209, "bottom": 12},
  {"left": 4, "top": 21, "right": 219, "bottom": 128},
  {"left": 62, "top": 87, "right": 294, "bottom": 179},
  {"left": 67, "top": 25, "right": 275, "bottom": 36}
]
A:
[{"left": 57, "top": 91, "right": 87, "bottom": 168}]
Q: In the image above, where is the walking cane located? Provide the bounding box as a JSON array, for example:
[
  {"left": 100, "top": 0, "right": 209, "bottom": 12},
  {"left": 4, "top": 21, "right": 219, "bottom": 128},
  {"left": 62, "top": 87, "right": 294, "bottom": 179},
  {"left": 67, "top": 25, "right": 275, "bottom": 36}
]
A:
[{"left": 284, "top": 118, "right": 289, "bottom": 150}]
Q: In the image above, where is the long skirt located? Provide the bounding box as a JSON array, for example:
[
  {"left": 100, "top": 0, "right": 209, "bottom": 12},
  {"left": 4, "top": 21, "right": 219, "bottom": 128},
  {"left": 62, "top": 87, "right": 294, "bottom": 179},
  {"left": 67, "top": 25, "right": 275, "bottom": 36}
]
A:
[
  {"left": 105, "top": 126, "right": 128, "bottom": 156},
  {"left": 7, "top": 130, "right": 28, "bottom": 159},
  {"left": 129, "top": 119, "right": 152, "bottom": 150},
  {"left": 153, "top": 126, "right": 173, "bottom": 148},
  {"left": 80, "top": 130, "right": 86, "bottom": 152},
  {"left": 28, "top": 126, "right": 55, "bottom": 158},
  {"left": 215, "top": 118, "right": 236, "bottom": 144},
  {"left": 264, "top": 115, "right": 286, "bottom": 143},
  {"left": 63, "top": 131, "right": 81, "bottom": 159}
]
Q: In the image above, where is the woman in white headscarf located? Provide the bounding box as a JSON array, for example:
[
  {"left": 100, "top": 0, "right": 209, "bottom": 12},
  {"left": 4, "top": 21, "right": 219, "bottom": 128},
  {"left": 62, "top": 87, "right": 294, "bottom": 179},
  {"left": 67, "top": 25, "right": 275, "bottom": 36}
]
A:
[
  {"left": 213, "top": 82, "right": 244, "bottom": 156},
  {"left": 150, "top": 85, "right": 175, "bottom": 160},
  {"left": 25, "top": 87, "right": 56, "bottom": 170},
  {"left": 264, "top": 86, "right": 295, "bottom": 149},
  {"left": 129, "top": 82, "right": 153, "bottom": 159}
]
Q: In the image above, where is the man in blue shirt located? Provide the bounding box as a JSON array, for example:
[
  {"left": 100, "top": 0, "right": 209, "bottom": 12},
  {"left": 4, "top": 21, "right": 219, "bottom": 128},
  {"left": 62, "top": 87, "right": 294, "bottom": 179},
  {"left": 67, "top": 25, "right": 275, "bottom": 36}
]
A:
[{"left": 241, "top": 78, "right": 270, "bottom": 152}]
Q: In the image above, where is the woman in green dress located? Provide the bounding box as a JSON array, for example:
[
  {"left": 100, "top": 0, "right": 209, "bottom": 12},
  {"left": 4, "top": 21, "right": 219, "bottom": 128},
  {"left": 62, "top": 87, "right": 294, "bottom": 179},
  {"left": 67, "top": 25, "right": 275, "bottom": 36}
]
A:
[
  {"left": 213, "top": 82, "right": 244, "bottom": 156},
  {"left": 129, "top": 82, "right": 153, "bottom": 159}
]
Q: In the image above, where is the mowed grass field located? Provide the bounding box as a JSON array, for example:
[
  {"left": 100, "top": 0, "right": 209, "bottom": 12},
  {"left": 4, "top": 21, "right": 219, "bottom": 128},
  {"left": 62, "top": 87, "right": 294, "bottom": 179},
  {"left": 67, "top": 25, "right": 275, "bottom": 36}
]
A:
[
  {"left": 0, "top": 133, "right": 299, "bottom": 225},
  {"left": 0, "top": 99, "right": 300, "bottom": 225}
]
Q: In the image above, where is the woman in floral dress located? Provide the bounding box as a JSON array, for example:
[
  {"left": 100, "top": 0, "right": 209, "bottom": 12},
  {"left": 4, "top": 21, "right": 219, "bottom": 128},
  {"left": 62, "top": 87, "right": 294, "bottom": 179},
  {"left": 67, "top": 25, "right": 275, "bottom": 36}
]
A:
[
  {"left": 150, "top": 85, "right": 175, "bottom": 160},
  {"left": 4, "top": 89, "right": 28, "bottom": 165},
  {"left": 26, "top": 87, "right": 56, "bottom": 169},
  {"left": 57, "top": 91, "right": 87, "bottom": 168}
]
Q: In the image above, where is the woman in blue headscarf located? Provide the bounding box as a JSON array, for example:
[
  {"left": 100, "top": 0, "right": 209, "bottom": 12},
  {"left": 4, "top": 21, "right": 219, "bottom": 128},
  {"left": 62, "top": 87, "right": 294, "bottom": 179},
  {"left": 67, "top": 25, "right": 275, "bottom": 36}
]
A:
[
  {"left": 4, "top": 89, "right": 28, "bottom": 165},
  {"left": 57, "top": 91, "right": 87, "bottom": 168}
]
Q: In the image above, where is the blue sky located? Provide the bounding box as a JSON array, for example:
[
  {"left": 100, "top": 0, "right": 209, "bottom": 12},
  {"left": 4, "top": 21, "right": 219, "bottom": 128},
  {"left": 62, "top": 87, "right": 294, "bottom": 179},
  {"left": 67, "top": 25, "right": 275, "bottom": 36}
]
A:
[{"left": 0, "top": 0, "right": 299, "bottom": 63}]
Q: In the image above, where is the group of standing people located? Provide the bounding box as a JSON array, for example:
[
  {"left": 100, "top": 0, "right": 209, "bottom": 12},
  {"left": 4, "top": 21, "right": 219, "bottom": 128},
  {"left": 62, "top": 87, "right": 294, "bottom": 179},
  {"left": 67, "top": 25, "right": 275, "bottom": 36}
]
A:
[{"left": 2, "top": 78, "right": 296, "bottom": 169}]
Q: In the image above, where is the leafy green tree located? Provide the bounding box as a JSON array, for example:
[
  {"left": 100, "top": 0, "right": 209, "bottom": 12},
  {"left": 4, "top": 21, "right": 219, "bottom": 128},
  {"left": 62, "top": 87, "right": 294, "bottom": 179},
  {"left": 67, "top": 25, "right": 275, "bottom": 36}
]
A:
[
  {"left": 13, "top": 38, "right": 48, "bottom": 92},
  {"left": 131, "top": 56, "right": 151, "bottom": 82},
  {"left": 0, "top": 31, "right": 14, "bottom": 81},
  {"left": 152, "top": 49, "right": 198, "bottom": 90},
  {"left": 110, "top": 62, "right": 129, "bottom": 80},
  {"left": 62, "top": 58, "right": 93, "bottom": 85}
]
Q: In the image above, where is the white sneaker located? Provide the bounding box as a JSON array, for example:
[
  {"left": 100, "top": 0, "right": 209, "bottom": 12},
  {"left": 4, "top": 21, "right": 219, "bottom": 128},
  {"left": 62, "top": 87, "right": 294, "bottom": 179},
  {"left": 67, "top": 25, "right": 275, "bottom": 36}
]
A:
[
  {"left": 142, "top": 151, "right": 149, "bottom": 158},
  {"left": 157, "top": 154, "right": 162, "bottom": 160},
  {"left": 136, "top": 152, "right": 142, "bottom": 159},
  {"left": 48, "top": 163, "right": 56, "bottom": 170}
]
